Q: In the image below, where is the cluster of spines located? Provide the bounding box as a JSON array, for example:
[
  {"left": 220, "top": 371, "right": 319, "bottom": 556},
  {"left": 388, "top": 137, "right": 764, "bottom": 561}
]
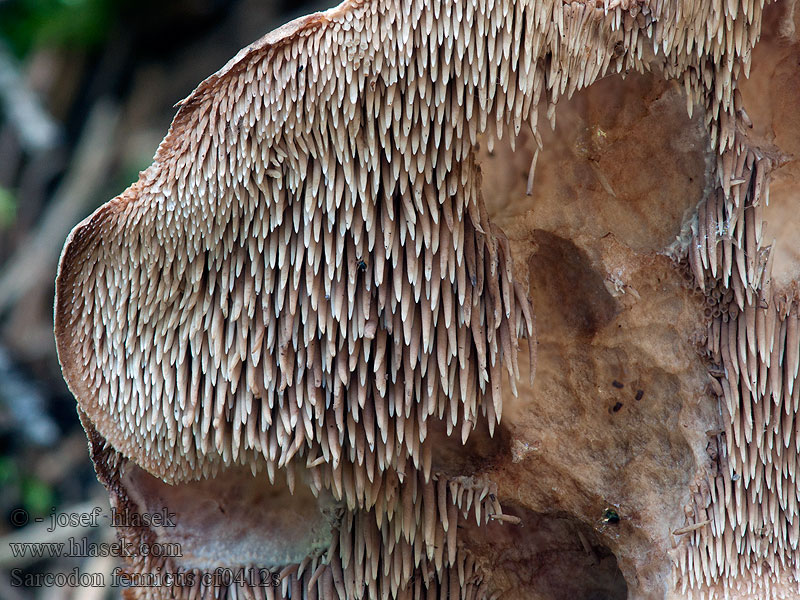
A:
[
  {"left": 65, "top": 0, "right": 577, "bottom": 495},
  {"left": 674, "top": 136, "right": 800, "bottom": 596},
  {"left": 55, "top": 0, "right": 783, "bottom": 598},
  {"left": 105, "top": 460, "right": 502, "bottom": 600},
  {"left": 63, "top": 0, "right": 769, "bottom": 496}
]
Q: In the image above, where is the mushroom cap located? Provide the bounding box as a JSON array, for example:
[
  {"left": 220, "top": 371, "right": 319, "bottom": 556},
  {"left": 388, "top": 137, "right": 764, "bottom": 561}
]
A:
[{"left": 55, "top": 0, "right": 533, "bottom": 495}]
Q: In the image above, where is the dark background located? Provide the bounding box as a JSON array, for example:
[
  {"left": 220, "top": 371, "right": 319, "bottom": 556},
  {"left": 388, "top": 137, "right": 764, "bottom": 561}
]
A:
[{"left": 0, "top": 1, "right": 331, "bottom": 596}]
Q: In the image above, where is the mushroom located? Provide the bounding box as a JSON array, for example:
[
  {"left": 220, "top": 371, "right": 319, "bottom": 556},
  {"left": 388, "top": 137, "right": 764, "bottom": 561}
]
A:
[
  {"left": 54, "top": 0, "right": 796, "bottom": 598},
  {"left": 55, "top": 8, "right": 534, "bottom": 498}
]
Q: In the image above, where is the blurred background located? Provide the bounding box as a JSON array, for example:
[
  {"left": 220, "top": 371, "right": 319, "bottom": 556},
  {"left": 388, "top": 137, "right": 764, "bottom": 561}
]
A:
[{"left": 0, "top": 0, "right": 330, "bottom": 597}]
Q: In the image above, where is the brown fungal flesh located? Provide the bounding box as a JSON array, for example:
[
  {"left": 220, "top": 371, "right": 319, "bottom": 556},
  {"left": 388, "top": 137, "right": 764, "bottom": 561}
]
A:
[{"left": 53, "top": 0, "right": 800, "bottom": 598}]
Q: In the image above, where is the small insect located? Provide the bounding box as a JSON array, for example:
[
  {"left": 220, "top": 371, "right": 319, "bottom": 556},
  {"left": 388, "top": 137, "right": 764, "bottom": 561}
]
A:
[
  {"left": 612, "top": 380, "right": 624, "bottom": 389},
  {"left": 357, "top": 260, "right": 367, "bottom": 272},
  {"left": 635, "top": 390, "right": 644, "bottom": 401},
  {"left": 602, "top": 509, "right": 620, "bottom": 525},
  {"left": 612, "top": 402, "right": 623, "bottom": 412}
]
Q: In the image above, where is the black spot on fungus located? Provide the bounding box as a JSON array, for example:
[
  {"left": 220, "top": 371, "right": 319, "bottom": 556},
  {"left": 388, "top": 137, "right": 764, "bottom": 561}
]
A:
[
  {"left": 602, "top": 509, "right": 621, "bottom": 525},
  {"left": 635, "top": 390, "right": 644, "bottom": 401}
]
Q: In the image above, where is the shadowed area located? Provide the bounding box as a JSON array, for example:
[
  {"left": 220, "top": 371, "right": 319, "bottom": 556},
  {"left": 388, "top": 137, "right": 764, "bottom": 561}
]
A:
[
  {"left": 461, "top": 503, "right": 627, "bottom": 600},
  {"left": 528, "top": 230, "right": 620, "bottom": 338}
]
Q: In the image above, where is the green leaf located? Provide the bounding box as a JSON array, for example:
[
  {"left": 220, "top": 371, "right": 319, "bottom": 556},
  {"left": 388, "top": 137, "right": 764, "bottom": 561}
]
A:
[
  {"left": 0, "top": 0, "right": 119, "bottom": 57},
  {"left": 0, "top": 187, "right": 16, "bottom": 228},
  {"left": 21, "top": 477, "right": 56, "bottom": 517},
  {"left": 0, "top": 455, "right": 18, "bottom": 485}
]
